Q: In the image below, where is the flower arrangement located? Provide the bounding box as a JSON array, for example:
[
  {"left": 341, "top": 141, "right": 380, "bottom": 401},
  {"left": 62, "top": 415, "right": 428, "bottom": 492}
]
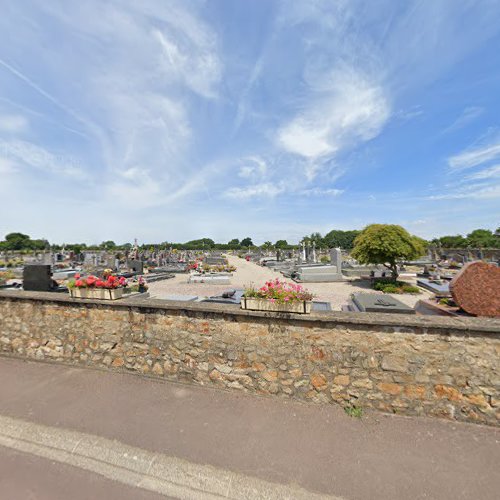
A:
[
  {"left": 188, "top": 261, "right": 236, "bottom": 273},
  {"left": 68, "top": 273, "right": 128, "bottom": 290},
  {"left": 0, "top": 270, "right": 15, "bottom": 285},
  {"left": 244, "top": 278, "right": 313, "bottom": 304},
  {"left": 202, "top": 264, "right": 236, "bottom": 273}
]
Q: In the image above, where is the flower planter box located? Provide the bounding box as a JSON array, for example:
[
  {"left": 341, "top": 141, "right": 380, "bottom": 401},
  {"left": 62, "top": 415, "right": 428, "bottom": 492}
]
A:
[
  {"left": 69, "top": 288, "right": 124, "bottom": 300},
  {"left": 240, "top": 297, "right": 312, "bottom": 314}
]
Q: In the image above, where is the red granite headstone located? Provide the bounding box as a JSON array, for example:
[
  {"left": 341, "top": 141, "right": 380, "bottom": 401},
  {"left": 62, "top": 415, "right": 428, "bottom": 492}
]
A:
[{"left": 449, "top": 261, "right": 500, "bottom": 317}]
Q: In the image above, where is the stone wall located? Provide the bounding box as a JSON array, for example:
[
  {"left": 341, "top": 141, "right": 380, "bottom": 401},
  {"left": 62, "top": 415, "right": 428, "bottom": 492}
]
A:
[{"left": 0, "top": 291, "right": 499, "bottom": 426}]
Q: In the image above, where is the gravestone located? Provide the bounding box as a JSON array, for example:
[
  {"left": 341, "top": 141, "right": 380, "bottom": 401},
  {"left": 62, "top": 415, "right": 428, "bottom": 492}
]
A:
[
  {"left": 129, "top": 260, "right": 144, "bottom": 274},
  {"left": 330, "top": 248, "right": 342, "bottom": 272},
  {"left": 23, "top": 265, "right": 54, "bottom": 291},
  {"left": 350, "top": 293, "right": 415, "bottom": 314},
  {"left": 293, "top": 264, "right": 344, "bottom": 282},
  {"left": 449, "top": 261, "right": 500, "bottom": 317}
]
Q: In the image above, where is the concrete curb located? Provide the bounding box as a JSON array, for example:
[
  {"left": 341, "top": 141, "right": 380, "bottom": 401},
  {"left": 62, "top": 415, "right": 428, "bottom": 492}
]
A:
[{"left": 0, "top": 414, "right": 341, "bottom": 500}]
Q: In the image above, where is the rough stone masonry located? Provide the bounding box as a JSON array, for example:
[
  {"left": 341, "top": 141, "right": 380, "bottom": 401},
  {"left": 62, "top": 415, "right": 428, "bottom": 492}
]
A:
[{"left": 0, "top": 291, "right": 499, "bottom": 426}]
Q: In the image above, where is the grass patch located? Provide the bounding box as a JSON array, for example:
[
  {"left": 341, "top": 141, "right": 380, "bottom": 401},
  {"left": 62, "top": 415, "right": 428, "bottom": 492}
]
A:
[{"left": 344, "top": 405, "right": 363, "bottom": 418}]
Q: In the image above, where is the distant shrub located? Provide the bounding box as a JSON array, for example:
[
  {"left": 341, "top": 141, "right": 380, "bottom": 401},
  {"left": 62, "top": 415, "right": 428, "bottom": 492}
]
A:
[
  {"left": 320, "top": 255, "right": 330, "bottom": 263},
  {"left": 401, "top": 285, "right": 420, "bottom": 294}
]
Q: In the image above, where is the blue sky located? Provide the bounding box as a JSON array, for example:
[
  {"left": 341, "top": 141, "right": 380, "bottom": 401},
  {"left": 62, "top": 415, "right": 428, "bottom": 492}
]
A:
[{"left": 0, "top": 0, "right": 499, "bottom": 245}]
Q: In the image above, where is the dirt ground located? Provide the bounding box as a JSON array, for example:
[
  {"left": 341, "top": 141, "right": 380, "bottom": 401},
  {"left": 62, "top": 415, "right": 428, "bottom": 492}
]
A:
[{"left": 147, "top": 255, "right": 432, "bottom": 310}]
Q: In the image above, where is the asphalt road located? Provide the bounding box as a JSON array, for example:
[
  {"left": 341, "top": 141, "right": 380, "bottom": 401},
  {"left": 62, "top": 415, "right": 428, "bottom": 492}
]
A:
[
  {"left": 0, "top": 445, "right": 170, "bottom": 500},
  {"left": 0, "top": 357, "right": 498, "bottom": 499}
]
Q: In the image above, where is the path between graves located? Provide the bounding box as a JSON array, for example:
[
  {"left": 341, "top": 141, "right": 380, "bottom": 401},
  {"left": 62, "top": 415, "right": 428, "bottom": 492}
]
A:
[{"left": 0, "top": 357, "right": 498, "bottom": 500}]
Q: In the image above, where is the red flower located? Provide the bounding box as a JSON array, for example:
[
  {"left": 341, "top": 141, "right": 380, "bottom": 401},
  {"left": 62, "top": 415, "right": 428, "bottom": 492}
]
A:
[
  {"left": 74, "top": 273, "right": 81, "bottom": 279},
  {"left": 75, "top": 279, "right": 83, "bottom": 287},
  {"left": 95, "top": 280, "right": 104, "bottom": 288},
  {"left": 86, "top": 276, "right": 97, "bottom": 286},
  {"left": 108, "top": 275, "right": 117, "bottom": 284}
]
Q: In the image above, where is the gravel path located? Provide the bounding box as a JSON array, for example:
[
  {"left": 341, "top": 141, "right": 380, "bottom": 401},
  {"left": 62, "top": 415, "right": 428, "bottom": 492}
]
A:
[{"left": 147, "top": 255, "right": 432, "bottom": 310}]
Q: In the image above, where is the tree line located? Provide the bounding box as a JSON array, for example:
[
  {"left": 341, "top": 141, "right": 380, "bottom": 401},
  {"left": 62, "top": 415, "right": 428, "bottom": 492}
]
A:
[
  {"left": 1, "top": 227, "right": 498, "bottom": 253},
  {"left": 431, "top": 228, "right": 500, "bottom": 249}
]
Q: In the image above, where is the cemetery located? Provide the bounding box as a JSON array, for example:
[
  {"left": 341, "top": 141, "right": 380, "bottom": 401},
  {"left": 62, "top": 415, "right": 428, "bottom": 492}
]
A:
[
  {"left": 0, "top": 226, "right": 499, "bottom": 426},
  {"left": 1, "top": 226, "right": 499, "bottom": 318},
  {"left": 2, "top": 3, "right": 500, "bottom": 496}
]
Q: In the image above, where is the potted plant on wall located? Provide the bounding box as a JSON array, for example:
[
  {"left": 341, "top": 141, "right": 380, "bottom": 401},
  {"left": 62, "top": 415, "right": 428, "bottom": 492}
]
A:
[
  {"left": 68, "top": 273, "right": 128, "bottom": 300},
  {"left": 241, "top": 278, "right": 314, "bottom": 314}
]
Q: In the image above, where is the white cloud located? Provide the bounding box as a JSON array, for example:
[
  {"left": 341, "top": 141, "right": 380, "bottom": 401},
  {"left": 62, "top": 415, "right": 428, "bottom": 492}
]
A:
[
  {"left": 299, "top": 188, "right": 344, "bottom": 197},
  {"left": 238, "top": 156, "right": 267, "bottom": 179},
  {"left": 277, "top": 68, "right": 390, "bottom": 179},
  {"left": 0, "top": 0, "right": 222, "bottom": 194},
  {"left": 443, "top": 106, "right": 483, "bottom": 134},
  {"left": 428, "top": 183, "right": 500, "bottom": 200},
  {"left": 448, "top": 138, "right": 500, "bottom": 171},
  {"left": 464, "top": 164, "right": 500, "bottom": 181},
  {"left": 224, "top": 183, "right": 285, "bottom": 200},
  {"left": 0, "top": 139, "right": 86, "bottom": 178},
  {"left": 0, "top": 113, "right": 28, "bottom": 133},
  {"left": 153, "top": 27, "right": 221, "bottom": 99}
]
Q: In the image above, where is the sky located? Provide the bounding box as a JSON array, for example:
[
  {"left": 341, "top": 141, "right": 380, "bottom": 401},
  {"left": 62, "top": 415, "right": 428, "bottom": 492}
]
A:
[{"left": 0, "top": 0, "right": 499, "bottom": 245}]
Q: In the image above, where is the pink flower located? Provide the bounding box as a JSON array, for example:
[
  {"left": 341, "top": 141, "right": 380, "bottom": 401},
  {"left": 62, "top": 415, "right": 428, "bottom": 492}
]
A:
[{"left": 269, "top": 298, "right": 276, "bottom": 303}]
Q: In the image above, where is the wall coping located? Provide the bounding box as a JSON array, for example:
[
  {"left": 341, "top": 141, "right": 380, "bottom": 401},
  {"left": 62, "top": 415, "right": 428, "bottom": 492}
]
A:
[{"left": 1, "top": 289, "right": 499, "bottom": 335}]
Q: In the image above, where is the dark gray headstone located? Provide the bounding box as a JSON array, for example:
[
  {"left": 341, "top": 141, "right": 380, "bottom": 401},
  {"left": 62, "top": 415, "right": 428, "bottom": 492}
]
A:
[
  {"left": 129, "top": 260, "right": 143, "bottom": 273},
  {"left": 23, "top": 265, "right": 54, "bottom": 291},
  {"left": 351, "top": 293, "right": 415, "bottom": 314}
]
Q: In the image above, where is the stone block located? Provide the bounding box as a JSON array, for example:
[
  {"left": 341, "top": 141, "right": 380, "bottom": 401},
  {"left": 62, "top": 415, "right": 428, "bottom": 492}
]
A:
[
  {"left": 310, "top": 374, "right": 328, "bottom": 391},
  {"left": 378, "top": 382, "right": 402, "bottom": 395},
  {"left": 381, "top": 355, "right": 408, "bottom": 372}
]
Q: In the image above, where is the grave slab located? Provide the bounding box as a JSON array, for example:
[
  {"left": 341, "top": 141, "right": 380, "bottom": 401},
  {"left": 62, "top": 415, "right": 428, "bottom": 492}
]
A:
[
  {"left": 351, "top": 293, "right": 415, "bottom": 314},
  {"left": 416, "top": 278, "right": 450, "bottom": 296}
]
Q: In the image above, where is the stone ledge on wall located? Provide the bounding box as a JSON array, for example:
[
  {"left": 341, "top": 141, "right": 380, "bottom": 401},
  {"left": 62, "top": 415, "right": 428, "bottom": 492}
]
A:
[
  {"left": 1, "top": 290, "right": 499, "bottom": 334},
  {"left": 0, "top": 291, "right": 499, "bottom": 426}
]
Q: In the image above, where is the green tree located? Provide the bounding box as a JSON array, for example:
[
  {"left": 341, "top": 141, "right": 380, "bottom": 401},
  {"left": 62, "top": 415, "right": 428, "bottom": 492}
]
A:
[
  {"left": 466, "top": 229, "right": 496, "bottom": 248},
  {"left": 31, "top": 239, "right": 50, "bottom": 251},
  {"left": 185, "top": 238, "right": 215, "bottom": 249},
  {"left": 228, "top": 238, "right": 240, "bottom": 249},
  {"left": 69, "top": 244, "right": 86, "bottom": 255},
  {"left": 323, "top": 229, "right": 361, "bottom": 249},
  {"left": 275, "top": 239, "right": 289, "bottom": 249},
  {"left": 261, "top": 241, "right": 273, "bottom": 250},
  {"left": 4, "top": 232, "right": 32, "bottom": 250},
  {"left": 100, "top": 240, "right": 116, "bottom": 250},
  {"left": 434, "top": 235, "right": 468, "bottom": 248},
  {"left": 240, "top": 237, "right": 253, "bottom": 247},
  {"left": 351, "top": 224, "right": 425, "bottom": 280}
]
